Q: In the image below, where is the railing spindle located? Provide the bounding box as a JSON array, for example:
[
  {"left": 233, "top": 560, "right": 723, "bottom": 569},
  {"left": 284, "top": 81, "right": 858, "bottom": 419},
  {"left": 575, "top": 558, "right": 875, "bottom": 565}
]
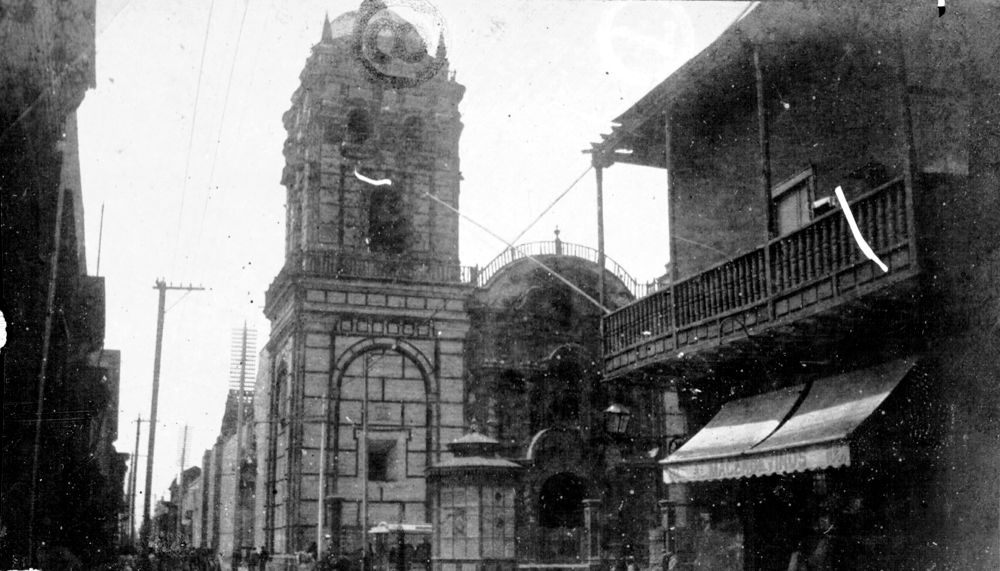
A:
[{"left": 602, "top": 179, "right": 910, "bottom": 371}]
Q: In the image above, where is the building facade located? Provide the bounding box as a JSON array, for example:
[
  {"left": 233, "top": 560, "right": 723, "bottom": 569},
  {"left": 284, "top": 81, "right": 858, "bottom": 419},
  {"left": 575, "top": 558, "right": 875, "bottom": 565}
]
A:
[
  {"left": 464, "top": 242, "right": 646, "bottom": 567},
  {"left": 589, "top": 2, "right": 1000, "bottom": 570},
  {"left": 258, "top": 11, "right": 469, "bottom": 556},
  {"left": 1, "top": 1, "right": 126, "bottom": 567},
  {"left": 244, "top": 3, "right": 999, "bottom": 570},
  {"left": 195, "top": 390, "right": 256, "bottom": 557},
  {"left": 253, "top": 11, "right": 653, "bottom": 569}
]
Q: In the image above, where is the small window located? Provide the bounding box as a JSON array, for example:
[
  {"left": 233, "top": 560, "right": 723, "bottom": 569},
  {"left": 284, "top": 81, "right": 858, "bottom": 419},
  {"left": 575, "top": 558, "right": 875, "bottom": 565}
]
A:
[
  {"left": 367, "top": 440, "right": 396, "bottom": 482},
  {"left": 772, "top": 167, "right": 816, "bottom": 235},
  {"left": 346, "top": 109, "right": 372, "bottom": 145}
]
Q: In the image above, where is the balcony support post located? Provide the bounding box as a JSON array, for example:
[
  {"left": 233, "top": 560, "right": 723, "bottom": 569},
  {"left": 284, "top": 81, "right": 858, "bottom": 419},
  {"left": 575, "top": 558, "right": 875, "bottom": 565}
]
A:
[
  {"left": 754, "top": 44, "right": 777, "bottom": 317},
  {"left": 893, "top": 30, "right": 920, "bottom": 265},
  {"left": 664, "top": 113, "right": 680, "bottom": 349},
  {"left": 596, "top": 164, "right": 607, "bottom": 313}
]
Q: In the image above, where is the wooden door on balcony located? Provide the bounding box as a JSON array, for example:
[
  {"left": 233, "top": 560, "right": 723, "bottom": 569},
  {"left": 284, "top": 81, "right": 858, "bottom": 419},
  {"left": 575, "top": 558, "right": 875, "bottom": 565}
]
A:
[{"left": 773, "top": 167, "right": 817, "bottom": 236}]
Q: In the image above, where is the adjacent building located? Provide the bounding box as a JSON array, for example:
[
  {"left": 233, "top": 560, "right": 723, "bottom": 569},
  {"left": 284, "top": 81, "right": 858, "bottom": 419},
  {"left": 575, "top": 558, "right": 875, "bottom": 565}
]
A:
[
  {"left": 589, "top": 1, "right": 999, "bottom": 569},
  {"left": 195, "top": 390, "right": 256, "bottom": 557},
  {"left": 1, "top": 0, "right": 126, "bottom": 567}
]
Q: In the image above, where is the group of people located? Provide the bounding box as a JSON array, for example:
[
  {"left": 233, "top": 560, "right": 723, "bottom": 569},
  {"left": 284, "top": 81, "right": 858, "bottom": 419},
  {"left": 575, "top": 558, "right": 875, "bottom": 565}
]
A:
[
  {"left": 116, "top": 545, "right": 270, "bottom": 571},
  {"left": 233, "top": 546, "right": 271, "bottom": 571}
]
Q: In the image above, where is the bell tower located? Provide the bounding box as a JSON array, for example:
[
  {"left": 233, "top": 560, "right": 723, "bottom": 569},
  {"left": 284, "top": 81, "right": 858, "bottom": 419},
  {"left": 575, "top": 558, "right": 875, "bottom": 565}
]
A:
[
  {"left": 280, "top": 11, "right": 465, "bottom": 273},
  {"left": 261, "top": 10, "right": 470, "bottom": 555}
]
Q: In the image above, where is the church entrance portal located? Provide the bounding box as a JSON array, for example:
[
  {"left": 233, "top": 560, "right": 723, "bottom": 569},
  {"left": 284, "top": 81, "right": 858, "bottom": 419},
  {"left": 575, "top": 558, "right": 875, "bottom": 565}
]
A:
[{"left": 537, "top": 472, "right": 586, "bottom": 561}]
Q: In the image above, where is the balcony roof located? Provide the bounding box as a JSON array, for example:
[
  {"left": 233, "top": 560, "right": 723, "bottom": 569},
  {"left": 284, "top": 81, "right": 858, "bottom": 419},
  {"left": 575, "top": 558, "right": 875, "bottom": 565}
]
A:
[{"left": 587, "top": 2, "right": 902, "bottom": 170}]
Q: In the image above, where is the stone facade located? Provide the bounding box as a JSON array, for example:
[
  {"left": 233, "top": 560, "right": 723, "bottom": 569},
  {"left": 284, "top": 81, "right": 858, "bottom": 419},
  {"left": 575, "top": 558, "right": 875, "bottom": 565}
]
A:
[
  {"left": 254, "top": 14, "right": 662, "bottom": 568},
  {"left": 466, "top": 254, "right": 649, "bottom": 565},
  {"left": 195, "top": 390, "right": 255, "bottom": 558},
  {"left": 260, "top": 12, "right": 469, "bottom": 556}
]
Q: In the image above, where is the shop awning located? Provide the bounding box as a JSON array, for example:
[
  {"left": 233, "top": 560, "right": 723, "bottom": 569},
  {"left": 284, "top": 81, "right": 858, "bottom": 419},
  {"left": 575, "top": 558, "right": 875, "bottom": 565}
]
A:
[
  {"left": 663, "top": 385, "right": 806, "bottom": 481},
  {"left": 663, "top": 358, "right": 918, "bottom": 484}
]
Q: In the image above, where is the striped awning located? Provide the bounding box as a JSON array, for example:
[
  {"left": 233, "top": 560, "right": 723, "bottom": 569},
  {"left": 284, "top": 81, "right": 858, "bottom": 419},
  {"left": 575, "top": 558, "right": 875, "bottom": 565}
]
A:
[{"left": 663, "top": 358, "right": 917, "bottom": 484}]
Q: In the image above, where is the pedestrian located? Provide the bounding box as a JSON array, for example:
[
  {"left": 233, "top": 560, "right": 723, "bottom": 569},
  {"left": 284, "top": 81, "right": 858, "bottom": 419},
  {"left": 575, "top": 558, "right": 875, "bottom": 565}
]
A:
[
  {"left": 259, "top": 546, "right": 270, "bottom": 571},
  {"left": 248, "top": 548, "right": 260, "bottom": 571}
]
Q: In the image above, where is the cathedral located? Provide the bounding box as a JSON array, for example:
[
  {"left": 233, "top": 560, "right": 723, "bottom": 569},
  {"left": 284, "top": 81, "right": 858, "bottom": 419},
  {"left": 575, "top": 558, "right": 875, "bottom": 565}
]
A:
[{"left": 253, "top": 8, "right": 660, "bottom": 570}]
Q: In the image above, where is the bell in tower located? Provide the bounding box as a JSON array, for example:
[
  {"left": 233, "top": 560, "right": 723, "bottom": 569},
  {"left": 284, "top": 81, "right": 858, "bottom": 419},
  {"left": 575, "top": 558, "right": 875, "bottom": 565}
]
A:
[{"left": 261, "top": 5, "right": 471, "bottom": 557}]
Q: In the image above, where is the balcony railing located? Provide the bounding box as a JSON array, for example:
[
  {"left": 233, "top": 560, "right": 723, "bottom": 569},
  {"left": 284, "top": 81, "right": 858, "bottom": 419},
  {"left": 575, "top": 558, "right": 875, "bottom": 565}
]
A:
[
  {"left": 284, "top": 250, "right": 477, "bottom": 284},
  {"left": 476, "top": 240, "right": 653, "bottom": 299},
  {"left": 603, "top": 177, "right": 919, "bottom": 378}
]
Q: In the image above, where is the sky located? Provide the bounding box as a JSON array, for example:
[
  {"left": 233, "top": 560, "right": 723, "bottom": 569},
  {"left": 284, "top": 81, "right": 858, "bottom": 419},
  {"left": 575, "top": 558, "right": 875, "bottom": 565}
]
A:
[{"left": 75, "top": 0, "right": 750, "bottom": 521}]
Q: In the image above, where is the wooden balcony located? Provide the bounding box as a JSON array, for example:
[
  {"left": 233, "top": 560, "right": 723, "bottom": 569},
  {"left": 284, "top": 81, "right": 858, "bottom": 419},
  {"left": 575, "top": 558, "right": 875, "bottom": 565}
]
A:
[{"left": 602, "top": 178, "right": 922, "bottom": 380}]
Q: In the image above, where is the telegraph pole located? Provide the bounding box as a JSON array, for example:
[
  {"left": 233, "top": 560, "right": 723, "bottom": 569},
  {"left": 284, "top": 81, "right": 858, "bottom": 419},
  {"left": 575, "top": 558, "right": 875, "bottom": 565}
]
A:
[
  {"left": 232, "top": 323, "right": 252, "bottom": 562},
  {"left": 129, "top": 415, "right": 148, "bottom": 546},
  {"left": 361, "top": 352, "right": 370, "bottom": 571},
  {"left": 27, "top": 186, "right": 66, "bottom": 567},
  {"left": 176, "top": 424, "right": 189, "bottom": 546},
  {"left": 141, "top": 280, "right": 205, "bottom": 550}
]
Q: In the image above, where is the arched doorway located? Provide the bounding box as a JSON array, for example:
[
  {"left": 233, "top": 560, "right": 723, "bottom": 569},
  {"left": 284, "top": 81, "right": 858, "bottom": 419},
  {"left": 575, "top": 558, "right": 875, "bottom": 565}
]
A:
[{"left": 537, "top": 472, "right": 587, "bottom": 561}]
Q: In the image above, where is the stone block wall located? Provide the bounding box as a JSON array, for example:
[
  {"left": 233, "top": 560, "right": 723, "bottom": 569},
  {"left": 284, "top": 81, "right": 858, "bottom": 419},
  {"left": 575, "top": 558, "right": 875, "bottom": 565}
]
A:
[{"left": 260, "top": 276, "right": 470, "bottom": 554}]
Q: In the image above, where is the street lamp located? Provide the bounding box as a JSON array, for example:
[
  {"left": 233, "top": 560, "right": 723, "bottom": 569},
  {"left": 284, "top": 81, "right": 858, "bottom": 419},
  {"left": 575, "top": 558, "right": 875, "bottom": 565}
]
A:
[{"left": 604, "top": 403, "right": 632, "bottom": 436}]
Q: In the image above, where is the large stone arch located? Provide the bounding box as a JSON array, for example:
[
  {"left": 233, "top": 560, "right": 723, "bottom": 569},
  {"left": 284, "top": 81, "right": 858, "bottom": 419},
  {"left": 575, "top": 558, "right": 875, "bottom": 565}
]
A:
[
  {"left": 333, "top": 337, "right": 435, "bottom": 390},
  {"left": 327, "top": 336, "right": 438, "bottom": 527}
]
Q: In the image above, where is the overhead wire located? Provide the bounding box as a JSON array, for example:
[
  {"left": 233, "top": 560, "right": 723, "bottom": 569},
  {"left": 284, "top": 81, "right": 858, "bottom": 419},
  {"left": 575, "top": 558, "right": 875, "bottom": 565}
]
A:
[
  {"left": 506, "top": 164, "right": 593, "bottom": 246},
  {"left": 192, "top": 0, "right": 270, "bottom": 290},
  {"left": 190, "top": 0, "right": 252, "bottom": 281},
  {"left": 422, "top": 190, "right": 610, "bottom": 314},
  {"left": 165, "top": 289, "right": 192, "bottom": 313},
  {"left": 169, "top": 0, "right": 218, "bottom": 276}
]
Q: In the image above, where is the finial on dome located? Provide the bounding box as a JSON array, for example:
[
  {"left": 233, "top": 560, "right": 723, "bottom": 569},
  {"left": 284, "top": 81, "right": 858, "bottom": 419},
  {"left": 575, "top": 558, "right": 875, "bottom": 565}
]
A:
[{"left": 321, "top": 12, "right": 333, "bottom": 43}]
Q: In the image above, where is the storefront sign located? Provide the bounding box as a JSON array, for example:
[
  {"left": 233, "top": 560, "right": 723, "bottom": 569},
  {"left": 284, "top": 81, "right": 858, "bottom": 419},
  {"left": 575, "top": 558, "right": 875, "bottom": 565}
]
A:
[{"left": 663, "top": 443, "right": 851, "bottom": 483}]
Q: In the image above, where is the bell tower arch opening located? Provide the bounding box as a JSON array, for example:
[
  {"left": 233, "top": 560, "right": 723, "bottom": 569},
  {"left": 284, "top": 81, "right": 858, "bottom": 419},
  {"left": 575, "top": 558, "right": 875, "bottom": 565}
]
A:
[
  {"left": 367, "top": 185, "right": 410, "bottom": 255},
  {"left": 345, "top": 108, "right": 372, "bottom": 146}
]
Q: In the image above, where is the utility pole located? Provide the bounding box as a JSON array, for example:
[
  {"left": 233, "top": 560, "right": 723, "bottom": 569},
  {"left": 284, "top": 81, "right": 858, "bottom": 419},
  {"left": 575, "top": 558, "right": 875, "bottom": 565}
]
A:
[
  {"left": 361, "top": 352, "right": 370, "bottom": 571},
  {"left": 232, "top": 323, "right": 254, "bottom": 563},
  {"left": 27, "top": 187, "right": 66, "bottom": 567},
  {"left": 141, "top": 280, "right": 205, "bottom": 550},
  {"left": 129, "top": 416, "right": 148, "bottom": 547},
  {"left": 176, "top": 424, "right": 189, "bottom": 546}
]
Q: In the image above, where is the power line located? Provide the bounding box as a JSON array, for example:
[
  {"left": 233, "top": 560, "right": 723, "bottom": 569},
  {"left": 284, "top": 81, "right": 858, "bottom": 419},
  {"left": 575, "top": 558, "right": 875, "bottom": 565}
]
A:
[
  {"left": 191, "top": 0, "right": 252, "bottom": 279},
  {"left": 169, "top": 0, "right": 218, "bottom": 276},
  {"left": 423, "top": 190, "right": 610, "bottom": 314},
  {"left": 507, "top": 165, "right": 593, "bottom": 246}
]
